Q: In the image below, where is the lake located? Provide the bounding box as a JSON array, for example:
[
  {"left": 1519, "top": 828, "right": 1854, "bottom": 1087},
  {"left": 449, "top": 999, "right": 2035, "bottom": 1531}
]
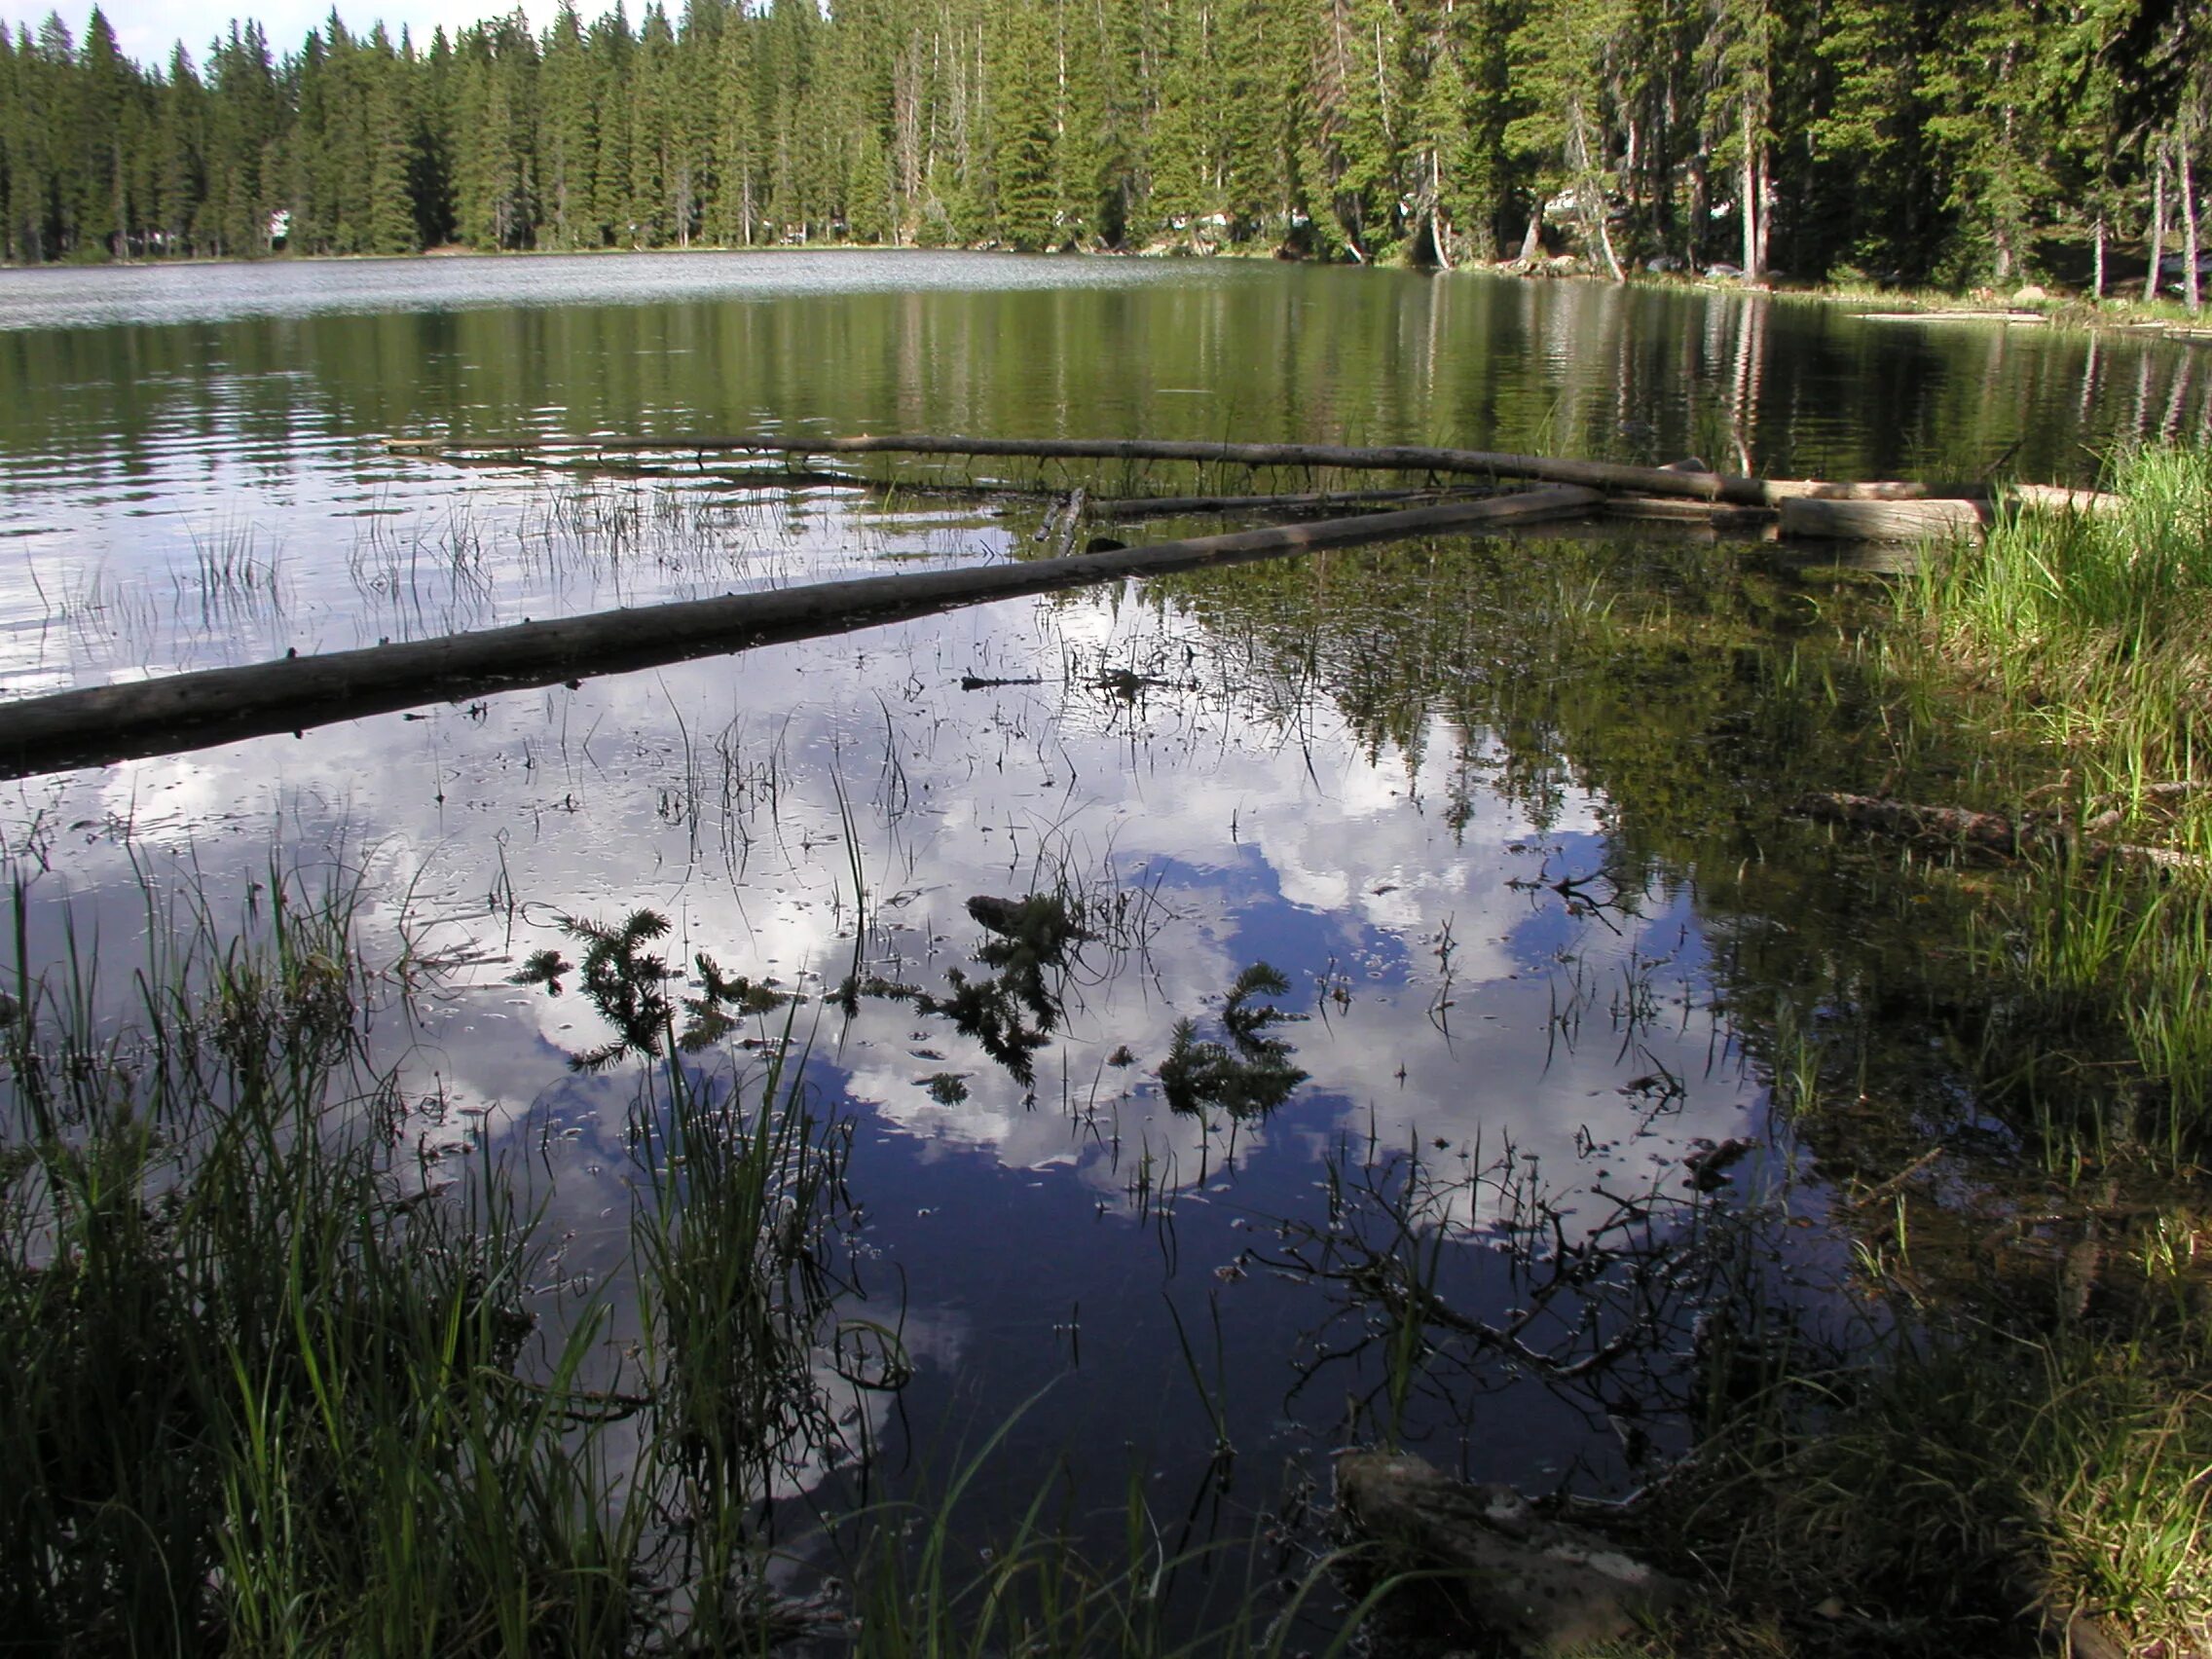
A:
[{"left": 1, "top": 249, "right": 2206, "bottom": 1589}]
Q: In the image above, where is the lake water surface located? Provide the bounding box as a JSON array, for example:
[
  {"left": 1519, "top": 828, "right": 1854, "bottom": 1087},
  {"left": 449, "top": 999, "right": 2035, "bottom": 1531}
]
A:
[{"left": 2, "top": 250, "right": 2206, "bottom": 1561}]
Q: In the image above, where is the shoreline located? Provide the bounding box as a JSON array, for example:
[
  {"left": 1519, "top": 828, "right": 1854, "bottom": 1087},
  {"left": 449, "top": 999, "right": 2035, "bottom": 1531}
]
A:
[{"left": 10, "top": 240, "right": 2210, "bottom": 339}]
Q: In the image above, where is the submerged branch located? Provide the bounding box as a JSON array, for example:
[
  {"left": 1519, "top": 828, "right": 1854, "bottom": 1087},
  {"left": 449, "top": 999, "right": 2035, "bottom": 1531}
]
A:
[
  {"left": 1792, "top": 791, "right": 2206, "bottom": 871},
  {"left": 0, "top": 485, "right": 1599, "bottom": 780},
  {"left": 393, "top": 430, "right": 2116, "bottom": 515}
]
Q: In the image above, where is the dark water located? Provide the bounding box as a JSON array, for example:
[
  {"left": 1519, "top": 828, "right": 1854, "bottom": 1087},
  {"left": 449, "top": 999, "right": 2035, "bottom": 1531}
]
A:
[{"left": 0, "top": 251, "right": 2203, "bottom": 1554}]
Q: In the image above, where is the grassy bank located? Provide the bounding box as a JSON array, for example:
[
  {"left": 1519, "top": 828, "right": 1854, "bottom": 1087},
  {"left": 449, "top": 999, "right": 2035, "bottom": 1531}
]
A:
[{"left": 1614, "top": 444, "right": 2212, "bottom": 1659}]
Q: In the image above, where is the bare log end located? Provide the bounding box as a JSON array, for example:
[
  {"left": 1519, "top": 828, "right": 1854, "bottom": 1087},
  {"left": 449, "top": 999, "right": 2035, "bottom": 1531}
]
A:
[{"left": 1780, "top": 497, "right": 1990, "bottom": 542}]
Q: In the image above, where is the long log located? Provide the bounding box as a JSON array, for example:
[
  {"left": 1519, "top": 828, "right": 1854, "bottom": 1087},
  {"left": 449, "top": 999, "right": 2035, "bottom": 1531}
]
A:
[
  {"left": 1779, "top": 497, "right": 1990, "bottom": 541},
  {"left": 0, "top": 485, "right": 1601, "bottom": 781},
  {"left": 395, "top": 431, "right": 2106, "bottom": 514},
  {"left": 1087, "top": 486, "right": 1481, "bottom": 520},
  {"left": 1602, "top": 496, "right": 1778, "bottom": 529},
  {"left": 1792, "top": 792, "right": 2201, "bottom": 872}
]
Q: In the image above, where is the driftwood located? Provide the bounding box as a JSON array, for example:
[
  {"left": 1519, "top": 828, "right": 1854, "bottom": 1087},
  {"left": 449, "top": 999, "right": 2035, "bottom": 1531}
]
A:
[
  {"left": 0, "top": 485, "right": 1599, "bottom": 781},
  {"left": 1860, "top": 310, "right": 2050, "bottom": 325},
  {"left": 1604, "top": 496, "right": 1778, "bottom": 529},
  {"left": 1780, "top": 497, "right": 1990, "bottom": 541},
  {"left": 1086, "top": 486, "right": 1482, "bottom": 521},
  {"left": 393, "top": 431, "right": 2117, "bottom": 519},
  {"left": 1334, "top": 1451, "right": 1683, "bottom": 1656},
  {"left": 1793, "top": 792, "right": 2202, "bottom": 872}
]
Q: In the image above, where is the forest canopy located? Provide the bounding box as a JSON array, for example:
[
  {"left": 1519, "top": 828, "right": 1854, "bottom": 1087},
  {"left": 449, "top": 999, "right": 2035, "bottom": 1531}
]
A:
[{"left": 0, "top": 0, "right": 2202, "bottom": 292}]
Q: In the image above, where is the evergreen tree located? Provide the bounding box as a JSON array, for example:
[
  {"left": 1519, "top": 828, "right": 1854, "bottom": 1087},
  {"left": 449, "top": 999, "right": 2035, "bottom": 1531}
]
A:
[
  {"left": 988, "top": 0, "right": 1057, "bottom": 245},
  {"left": 539, "top": 2, "right": 595, "bottom": 248},
  {"left": 1921, "top": 0, "right": 2052, "bottom": 281}
]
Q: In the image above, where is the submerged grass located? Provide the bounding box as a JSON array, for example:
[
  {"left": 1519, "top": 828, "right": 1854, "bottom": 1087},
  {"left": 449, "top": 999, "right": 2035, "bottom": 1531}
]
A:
[
  {"left": 0, "top": 864, "right": 1362, "bottom": 1655},
  {"left": 1619, "top": 441, "right": 2212, "bottom": 1657}
]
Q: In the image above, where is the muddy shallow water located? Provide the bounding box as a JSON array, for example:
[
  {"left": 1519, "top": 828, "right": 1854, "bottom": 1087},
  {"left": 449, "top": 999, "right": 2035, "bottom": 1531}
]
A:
[{"left": 1, "top": 251, "right": 2204, "bottom": 1553}]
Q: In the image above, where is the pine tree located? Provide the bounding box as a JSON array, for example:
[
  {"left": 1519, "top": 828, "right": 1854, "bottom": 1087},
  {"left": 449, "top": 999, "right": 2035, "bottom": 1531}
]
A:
[
  {"left": 153, "top": 43, "right": 206, "bottom": 252},
  {"left": 1921, "top": 0, "right": 2052, "bottom": 282},
  {"left": 363, "top": 24, "right": 419, "bottom": 252},
  {"left": 710, "top": 6, "right": 757, "bottom": 243},
  {"left": 1504, "top": 0, "right": 1631, "bottom": 273},
  {"left": 539, "top": 1, "right": 596, "bottom": 247},
  {"left": 987, "top": 0, "right": 1057, "bottom": 246},
  {"left": 1807, "top": 0, "right": 1941, "bottom": 276},
  {"left": 588, "top": 5, "right": 635, "bottom": 243}
]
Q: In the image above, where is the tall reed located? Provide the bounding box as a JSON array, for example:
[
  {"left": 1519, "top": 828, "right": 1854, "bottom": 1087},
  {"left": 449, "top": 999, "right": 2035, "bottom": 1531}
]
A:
[{"left": 1909, "top": 443, "right": 2212, "bottom": 813}]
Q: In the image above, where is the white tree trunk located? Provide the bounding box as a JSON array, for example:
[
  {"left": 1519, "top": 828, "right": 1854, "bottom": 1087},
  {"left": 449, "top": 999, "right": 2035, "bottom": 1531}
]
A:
[
  {"left": 2182, "top": 126, "right": 2202, "bottom": 314},
  {"left": 1740, "top": 100, "right": 1759, "bottom": 281},
  {"left": 2146, "top": 139, "right": 2168, "bottom": 304}
]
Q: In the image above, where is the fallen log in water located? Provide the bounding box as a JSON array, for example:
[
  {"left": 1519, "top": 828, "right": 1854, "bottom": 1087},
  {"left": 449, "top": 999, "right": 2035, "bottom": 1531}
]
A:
[
  {"left": 0, "top": 485, "right": 1600, "bottom": 781},
  {"left": 1086, "top": 486, "right": 1482, "bottom": 521},
  {"left": 392, "top": 430, "right": 2118, "bottom": 519},
  {"left": 1603, "top": 496, "right": 1778, "bottom": 529},
  {"left": 1792, "top": 792, "right": 2202, "bottom": 872},
  {"left": 1333, "top": 1451, "right": 1683, "bottom": 1654},
  {"left": 1779, "top": 496, "right": 1991, "bottom": 541}
]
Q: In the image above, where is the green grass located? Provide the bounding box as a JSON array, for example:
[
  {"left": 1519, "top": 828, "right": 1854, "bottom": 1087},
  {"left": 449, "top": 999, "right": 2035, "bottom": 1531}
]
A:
[
  {"left": 1612, "top": 441, "right": 2212, "bottom": 1658},
  {"left": 0, "top": 863, "right": 1364, "bottom": 1655},
  {"left": 1639, "top": 1253, "right": 2212, "bottom": 1659},
  {"left": 1909, "top": 443, "right": 2212, "bottom": 811}
]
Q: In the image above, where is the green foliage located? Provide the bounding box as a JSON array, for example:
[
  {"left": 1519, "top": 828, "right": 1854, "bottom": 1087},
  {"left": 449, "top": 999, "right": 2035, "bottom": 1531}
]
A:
[
  {"left": 1159, "top": 962, "right": 1307, "bottom": 1119},
  {"left": 510, "top": 906, "right": 787, "bottom": 1070},
  {"left": 0, "top": 0, "right": 2191, "bottom": 285}
]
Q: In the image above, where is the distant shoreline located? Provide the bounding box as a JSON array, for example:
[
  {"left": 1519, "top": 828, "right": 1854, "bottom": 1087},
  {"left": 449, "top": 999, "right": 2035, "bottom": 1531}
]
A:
[{"left": 5, "top": 241, "right": 2208, "bottom": 342}]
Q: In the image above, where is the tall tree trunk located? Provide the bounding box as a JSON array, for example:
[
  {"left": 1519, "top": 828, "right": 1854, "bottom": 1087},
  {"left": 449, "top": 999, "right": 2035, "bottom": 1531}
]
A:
[
  {"left": 2146, "top": 138, "right": 2168, "bottom": 304},
  {"left": 1431, "top": 153, "right": 1454, "bottom": 270},
  {"left": 1740, "top": 99, "right": 1759, "bottom": 280},
  {"left": 2182, "top": 125, "right": 2202, "bottom": 314},
  {"left": 1687, "top": 140, "right": 1709, "bottom": 267},
  {"left": 2092, "top": 210, "right": 2106, "bottom": 300},
  {"left": 1754, "top": 144, "right": 1771, "bottom": 276},
  {"left": 1571, "top": 106, "right": 1624, "bottom": 282}
]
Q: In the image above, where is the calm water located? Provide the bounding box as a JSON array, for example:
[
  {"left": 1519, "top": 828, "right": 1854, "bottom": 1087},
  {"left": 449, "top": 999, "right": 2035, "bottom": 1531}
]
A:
[{"left": 1, "top": 251, "right": 2205, "bottom": 1541}]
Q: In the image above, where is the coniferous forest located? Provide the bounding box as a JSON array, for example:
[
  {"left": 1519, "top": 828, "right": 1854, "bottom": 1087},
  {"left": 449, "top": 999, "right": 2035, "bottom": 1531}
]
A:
[{"left": 0, "top": 0, "right": 2204, "bottom": 294}]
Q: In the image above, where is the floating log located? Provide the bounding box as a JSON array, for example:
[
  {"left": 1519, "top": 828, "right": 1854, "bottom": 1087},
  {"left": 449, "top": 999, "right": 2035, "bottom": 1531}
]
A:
[
  {"left": 1792, "top": 792, "right": 2201, "bottom": 872},
  {"left": 1603, "top": 496, "right": 1778, "bottom": 529},
  {"left": 1779, "top": 497, "right": 1991, "bottom": 541},
  {"left": 1794, "top": 792, "right": 2039, "bottom": 856},
  {"left": 394, "top": 431, "right": 2104, "bottom": 515},
  {"left": 1859, "top": 310, "right": 2050, "bottom": 325},
  {"left": 2010, "top": 483, "right": 2127, "bottom": 517},
  {"left": 0, "top": 485, "right": 1600, "bottom": 781},
  {"left": 1086, "top": 486, "right": 1480, "bottom": 521},
  {"left": 1333, "top": 1451, "right": 1682, "bottom": 1655}
]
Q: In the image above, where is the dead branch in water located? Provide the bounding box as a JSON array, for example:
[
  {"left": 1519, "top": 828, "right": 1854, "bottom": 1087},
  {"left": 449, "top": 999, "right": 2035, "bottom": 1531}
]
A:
[
  {"left": 1086, "top": 486, "right": 1489, "bottom": 521},
  {"left": 0, "top": 485, "right": 1600, "bottom": 781},
  {"left": 392, "top": 430, "right": 2120, "bottom": 518}
]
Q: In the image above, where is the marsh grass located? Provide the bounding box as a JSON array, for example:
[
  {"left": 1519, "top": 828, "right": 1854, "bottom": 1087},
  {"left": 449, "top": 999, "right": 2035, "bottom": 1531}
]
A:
[
  {"left": 0, "top": 865, "right": 1375, "bottom": 1655},
  {"left": 1646, "top": 1290, "right": 2212, "bottom": 1658},
  {"left": 1909, "top": 444, "right": 2212, "bottom": 815},
  {"left": 1888, "top": 443, "right": 2212, "bottom": 1157},
  {"left": 0, "top": 871, "right": 639, "bottom": 1652},
  {"left": 0, "top": 859, "right": 880, "bottom": 1653}
]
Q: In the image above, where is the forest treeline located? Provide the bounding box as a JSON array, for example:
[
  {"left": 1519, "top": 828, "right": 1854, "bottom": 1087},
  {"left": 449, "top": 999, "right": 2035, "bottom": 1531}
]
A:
[{"left": 0, "top": 0, "right": 2204, "bottom": 293}]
